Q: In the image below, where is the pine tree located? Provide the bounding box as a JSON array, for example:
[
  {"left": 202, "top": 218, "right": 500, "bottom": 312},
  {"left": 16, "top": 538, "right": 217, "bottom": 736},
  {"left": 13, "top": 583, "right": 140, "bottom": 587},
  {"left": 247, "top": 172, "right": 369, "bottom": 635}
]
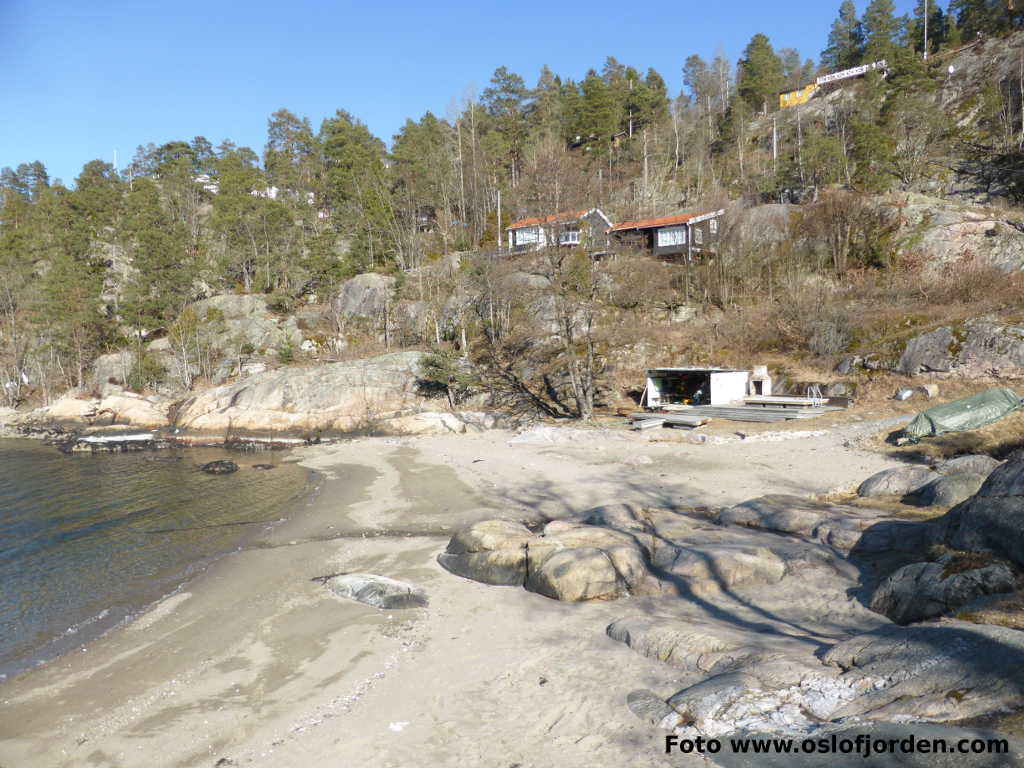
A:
[
  {"left": 822, "top": 0, "right": 864, "bottom": 70},
  {"left": 120, "top": 179, "right": 193, "bottom": 332},
  {"left": 945, "top": 12, "right": 963, "bottom": 47},
  {"left": 862, "top": 0, "right": 902, "bottom": 63},
  {"left": 579, "top": 69, "right": 619, "bottom": 147},
  {"left": 737, "top": 33, "right": 785, "bottom": 112}
]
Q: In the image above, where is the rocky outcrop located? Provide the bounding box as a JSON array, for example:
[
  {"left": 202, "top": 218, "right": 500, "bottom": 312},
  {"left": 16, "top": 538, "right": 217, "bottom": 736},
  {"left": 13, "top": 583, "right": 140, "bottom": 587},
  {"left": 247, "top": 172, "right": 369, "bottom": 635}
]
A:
[
  {"left": 333, "top": 273, "right": 397, "bottom": 321},
  {"left": 936, "top": 459, "right": 1024, "bottom": 567},
  {"left": 858, "top": 466, "right": 940, "bottom": 498},
  {"left": 439, "top": 508, "right": 664, "bottom": 601},
  {"left": 898, "top": 320, "right": 1024, "bottom": 378},
  {"left": 173, "top": 351, "right": 427, "bottom": 434},
  {"left": 869, "top": 559, "right": 1015, "bottom": 625},
  {"left": 821, "top": 620, "right": 1024, "bottom": 722},
  {"left": 193, "top": 294, "right": 303, "bottom": 355},
  {"left": 720, "top": 494, "right": 929, "bottom": 555},
  {"left": 648, "top": 618, "right": 1024, "bottom": 740},
  {"left": 385, "top": 411, "right": 498, "bottom": 435},
  {"left": 444, "top": 486, "right": 1024, "bottom": 742},
  {"left": 441, "top": 499, "right": 906, "bottom": 601},
  {"left": 91, "top": 350, "right": 134, "bottom": 396},
  {"left": 26, "top": 391, "right": 169, "bottom": 428},
  {"left": 326, "top": 574, "right": 427, "bottom": 609}
]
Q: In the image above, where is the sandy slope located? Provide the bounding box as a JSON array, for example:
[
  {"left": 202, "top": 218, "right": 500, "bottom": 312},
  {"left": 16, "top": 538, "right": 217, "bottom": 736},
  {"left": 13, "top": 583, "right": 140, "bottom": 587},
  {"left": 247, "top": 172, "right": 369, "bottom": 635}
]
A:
[{"left": 0, "top": 424, "right": 902, "bottom": 768}]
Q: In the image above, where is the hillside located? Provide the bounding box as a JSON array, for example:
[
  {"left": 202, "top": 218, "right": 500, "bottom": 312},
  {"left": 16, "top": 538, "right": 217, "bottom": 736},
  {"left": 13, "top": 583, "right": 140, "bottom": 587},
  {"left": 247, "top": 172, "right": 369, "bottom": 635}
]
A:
[{"left": 4, "top": 15, "right": 1024, "bottom": 434}]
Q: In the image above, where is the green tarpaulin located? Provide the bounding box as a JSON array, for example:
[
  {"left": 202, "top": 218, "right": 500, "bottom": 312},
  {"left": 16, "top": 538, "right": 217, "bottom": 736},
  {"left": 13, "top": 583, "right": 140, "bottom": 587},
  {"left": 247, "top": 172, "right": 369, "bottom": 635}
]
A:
[{"left": 899, "top": 387, "right": 1023, "bottom": 443}]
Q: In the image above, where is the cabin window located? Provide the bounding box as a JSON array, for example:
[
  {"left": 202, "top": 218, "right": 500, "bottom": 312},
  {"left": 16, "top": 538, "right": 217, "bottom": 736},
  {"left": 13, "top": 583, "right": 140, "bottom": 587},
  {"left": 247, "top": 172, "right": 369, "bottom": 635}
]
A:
[
  {"left": 656, "top": 226, "right": 686, "bottom": 247},
  {"left": 559, "top": 228, "right": 580, "bottom": 245},
  {"left": 709, "top": 218, "right": 718, "bottom": 234},
  {"left": 516, "top": 227, "right": 540, "bottom": 245},
  {"left": 694, "top": 227, "right": 704, "bottom": 245}
]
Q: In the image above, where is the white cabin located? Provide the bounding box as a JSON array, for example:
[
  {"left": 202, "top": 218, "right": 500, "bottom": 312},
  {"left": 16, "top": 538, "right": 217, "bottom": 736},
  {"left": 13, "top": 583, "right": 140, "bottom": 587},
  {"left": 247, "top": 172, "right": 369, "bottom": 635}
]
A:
[{"left": 645, "top": 368, "right": 751, "bottom": 407}]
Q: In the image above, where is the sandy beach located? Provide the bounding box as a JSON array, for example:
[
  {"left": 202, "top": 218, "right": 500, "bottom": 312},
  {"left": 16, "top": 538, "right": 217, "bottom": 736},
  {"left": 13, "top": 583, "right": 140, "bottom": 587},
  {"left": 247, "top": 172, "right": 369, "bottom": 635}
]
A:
[{"left": 0, "top": 421, "right": 904, "bottom": 768}]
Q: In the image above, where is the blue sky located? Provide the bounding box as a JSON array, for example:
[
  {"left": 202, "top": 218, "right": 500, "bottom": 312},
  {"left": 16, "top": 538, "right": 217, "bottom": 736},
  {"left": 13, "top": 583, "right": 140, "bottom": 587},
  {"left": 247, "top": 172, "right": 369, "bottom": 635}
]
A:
[{"left": 2, "top": 0, "right": 919, "bottom": 186}]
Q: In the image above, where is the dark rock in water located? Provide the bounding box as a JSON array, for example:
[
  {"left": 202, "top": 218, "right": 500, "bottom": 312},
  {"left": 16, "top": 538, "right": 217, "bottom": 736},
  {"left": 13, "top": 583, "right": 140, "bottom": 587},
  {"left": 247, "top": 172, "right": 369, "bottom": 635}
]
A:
[
  {"left": 200, "top": 460, "right": 239, "bottom": 475},
  {"left": 252, "top": 464, "right": 275, "bottom": 470},
  {"left": 326, "top": 573, "right": 427, "bottom": 609}
]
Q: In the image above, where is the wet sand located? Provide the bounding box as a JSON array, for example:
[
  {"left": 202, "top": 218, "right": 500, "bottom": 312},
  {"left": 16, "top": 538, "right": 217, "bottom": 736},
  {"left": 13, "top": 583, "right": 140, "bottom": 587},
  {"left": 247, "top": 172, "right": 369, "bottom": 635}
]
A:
[{"left": 0, "top": 426, "right": 901, "bottom": 768}]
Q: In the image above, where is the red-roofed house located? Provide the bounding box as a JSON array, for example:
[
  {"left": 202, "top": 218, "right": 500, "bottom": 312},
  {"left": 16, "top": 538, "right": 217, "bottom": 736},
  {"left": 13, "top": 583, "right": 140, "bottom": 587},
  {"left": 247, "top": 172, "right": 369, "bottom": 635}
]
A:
[
  {"left": 505, "top": 208, "right": 612, "bottom": 252},
  {"left": 609, "top": 209, "right": 725, "bottom": 259}
]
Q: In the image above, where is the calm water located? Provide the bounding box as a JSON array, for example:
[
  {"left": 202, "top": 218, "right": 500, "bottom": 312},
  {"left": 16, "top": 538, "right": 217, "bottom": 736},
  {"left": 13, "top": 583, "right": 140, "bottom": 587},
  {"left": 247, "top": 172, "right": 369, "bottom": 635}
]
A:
[{"left": 0, "top": 439, "right": 311, "bottom": 680}]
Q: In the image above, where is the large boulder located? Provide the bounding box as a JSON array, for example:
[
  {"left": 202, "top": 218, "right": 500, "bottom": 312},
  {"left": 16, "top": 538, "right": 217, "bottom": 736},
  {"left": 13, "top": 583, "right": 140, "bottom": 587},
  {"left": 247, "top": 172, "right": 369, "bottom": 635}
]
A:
[
  {"left": 333, "top": 273, "right": 397, "bottom": 321},
  {"left": 438, "top": 509, "right": 664, "bottom": 601},
  {"left": 937, "top": 454, "right": 1002, "bottom": 477},
  {"left": 437, "top": 520, "right": 533, "bottom": 586},
  {"left": 525, "top": 546, "right": 628, "bottom": 602},
  {"left": 32, "top": 393, "right": 99, "bottom": 424},
  {"left": 898, "top": 320, "right": 1024, "bottom": 378},
  {"left": 91, "top": 350, "right": 134, "bottom": 396},
  {"left": 938, "top": 460, "right": 1024, "bottom": 567},
  {"left": 857, "top": 466, "right": 939, "bottom": 498},
  {"left": 916, "top": 472, "right": 988, "bottom": 508},
  {"left": 898, "top": 327, "right": 955, "bottom": 375},
  {"left": 868, "top": 560, "right": 1015, "bottom": 625},
  {"left": 172, "top": 351, "right": 426, "bottom": 434},
  {"left": 95, "top": 392, "right": 169, "bottom": 428},
  {"left": 192, "top": 294, "right": 303, "bottom": 355},
  {"left": 326, "top": 573, "right": 427, "bottom": 609}
]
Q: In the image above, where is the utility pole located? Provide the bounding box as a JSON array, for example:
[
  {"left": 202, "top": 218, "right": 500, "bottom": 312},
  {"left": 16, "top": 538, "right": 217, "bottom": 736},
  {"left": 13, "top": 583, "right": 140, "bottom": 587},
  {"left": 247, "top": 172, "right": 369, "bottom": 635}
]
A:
[
  {"left": 496, "top": 188, "right": 502, "bottom": 253},
  {"left": 772, "top": 117, "right": 778, "bottom": 175}
]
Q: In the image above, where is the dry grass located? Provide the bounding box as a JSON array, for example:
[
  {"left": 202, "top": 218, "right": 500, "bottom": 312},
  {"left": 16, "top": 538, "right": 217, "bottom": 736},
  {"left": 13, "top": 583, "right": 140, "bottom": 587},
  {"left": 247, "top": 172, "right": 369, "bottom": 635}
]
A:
[
  {"left": 957, "top": 592, "right": 1024, "bottom": 630},
  {"left": 817, "top": 489, "right": 949, "bottom": 521}
]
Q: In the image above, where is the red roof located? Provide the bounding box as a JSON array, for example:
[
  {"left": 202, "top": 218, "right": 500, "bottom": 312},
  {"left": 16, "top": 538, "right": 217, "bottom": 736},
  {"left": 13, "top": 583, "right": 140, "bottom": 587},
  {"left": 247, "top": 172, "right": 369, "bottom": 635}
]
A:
[
  {"left": 506, "top": 209, "right": 590, "bottom": 231},
  {"left": 609, "top": 210, "right": 719, "bottom": 232}
]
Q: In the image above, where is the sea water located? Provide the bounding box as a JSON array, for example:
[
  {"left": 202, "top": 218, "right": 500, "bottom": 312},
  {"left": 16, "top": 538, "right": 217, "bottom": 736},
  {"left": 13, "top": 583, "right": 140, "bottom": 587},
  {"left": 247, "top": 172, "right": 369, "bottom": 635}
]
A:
[{"left": 0, "top": 439, "right": 311, "bottom": 680}]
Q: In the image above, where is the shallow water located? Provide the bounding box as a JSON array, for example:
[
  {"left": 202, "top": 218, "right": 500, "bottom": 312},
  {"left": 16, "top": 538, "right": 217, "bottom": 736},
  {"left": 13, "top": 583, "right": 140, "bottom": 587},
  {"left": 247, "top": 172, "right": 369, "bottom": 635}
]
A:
[{"left": 0, "top": 439, "right": 311, "bottom": 680}]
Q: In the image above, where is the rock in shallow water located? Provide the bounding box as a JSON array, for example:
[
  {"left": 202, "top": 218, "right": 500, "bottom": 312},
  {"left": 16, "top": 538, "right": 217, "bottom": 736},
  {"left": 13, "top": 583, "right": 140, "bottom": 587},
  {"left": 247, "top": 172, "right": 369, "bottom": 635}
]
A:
[
  {"left": 326, "top": 574, "right": 427, "bottom": 609},
  {"left": 200, "top": 460, "right": 239, "bottom": 474}
]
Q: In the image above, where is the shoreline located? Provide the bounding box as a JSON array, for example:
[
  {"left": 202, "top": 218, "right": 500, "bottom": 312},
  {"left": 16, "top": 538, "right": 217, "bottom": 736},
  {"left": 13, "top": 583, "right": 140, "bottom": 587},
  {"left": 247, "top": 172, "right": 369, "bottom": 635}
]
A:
[
  {"left": 0, "top": 425, "right": 909, "bottom": 767},
  {"left": 0, "top": 438, "right": 319, "bottom": 684}
]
